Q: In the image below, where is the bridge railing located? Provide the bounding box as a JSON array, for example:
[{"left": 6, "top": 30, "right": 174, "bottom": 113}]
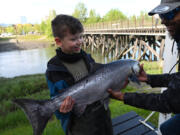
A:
[{"left": 84, "top": 16, "right": 165, "bottom": 31}]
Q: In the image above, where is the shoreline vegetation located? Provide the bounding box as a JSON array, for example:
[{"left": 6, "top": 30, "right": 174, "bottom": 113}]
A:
[
  {"left": 0, "top": 36, "right": 162, "bottom": 135},
  {"left": 0, "top": 35, "right": 55, "bottom": 52}
]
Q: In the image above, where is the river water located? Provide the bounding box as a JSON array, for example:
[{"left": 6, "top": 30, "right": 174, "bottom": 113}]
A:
[{"left": 0, "top": 47, "right": 114, "bottom": 78}]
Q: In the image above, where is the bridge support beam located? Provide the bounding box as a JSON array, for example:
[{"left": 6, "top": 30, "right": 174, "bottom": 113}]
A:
[{"left": 83, "top": 34, "right": 165, "bottom": 62}]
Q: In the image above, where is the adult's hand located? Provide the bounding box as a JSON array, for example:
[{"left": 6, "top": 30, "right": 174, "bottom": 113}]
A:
[
  {"left": 123, "top": 78, "right": 129, "bottom": 89},
  {"left": 59, "top": 96, "right": 75, "bottom": 113},
  {"left": 138, "top": 64, "right": 148, "bottom": 82},
  {"left": 107, "top": 78, "right": 129, "bottom": 101},
  {"left": 108, "top": 89, "right": 125, "bottom": 101}
]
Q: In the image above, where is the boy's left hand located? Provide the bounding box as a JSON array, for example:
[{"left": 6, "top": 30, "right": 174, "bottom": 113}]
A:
[{"left": 59, "top": 96, "right": 75, "bottom": 113}]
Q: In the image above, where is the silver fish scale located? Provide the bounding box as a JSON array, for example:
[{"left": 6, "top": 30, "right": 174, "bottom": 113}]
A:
[{"left": 51, "top": 59, "right": 140, "bottom": 112}]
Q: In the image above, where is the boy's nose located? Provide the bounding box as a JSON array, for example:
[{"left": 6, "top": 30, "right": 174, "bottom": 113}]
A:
[{"left": 77, "top": 38, "right": 83, "bottom": 45}]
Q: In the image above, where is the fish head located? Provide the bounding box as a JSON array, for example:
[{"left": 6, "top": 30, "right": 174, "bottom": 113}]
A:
[
  {"left": 131, "top": 61, "right": 141, "bottom": 76},
  {"left": 127, "top": 60, "right": 141, "bottom": 85}
]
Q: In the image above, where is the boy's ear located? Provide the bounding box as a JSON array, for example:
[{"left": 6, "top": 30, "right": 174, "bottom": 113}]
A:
[{"left": 55, "top": 37, "right": 62, "bottom": 46}]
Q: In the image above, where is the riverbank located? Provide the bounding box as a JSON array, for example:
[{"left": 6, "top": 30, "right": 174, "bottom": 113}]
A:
[{"left": 0, "top": 36, "right": 55, "bottom": 52}]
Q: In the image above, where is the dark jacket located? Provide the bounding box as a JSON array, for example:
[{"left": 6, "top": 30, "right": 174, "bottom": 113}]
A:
[
  {"left": 46, "top": 49, "right": 113, "bottom": 135},
  {"left": 124, "top": 69, "right": 180, "bottom": 114}
]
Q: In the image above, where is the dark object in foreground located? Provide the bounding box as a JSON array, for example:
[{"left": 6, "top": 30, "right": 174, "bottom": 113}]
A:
[{"left": 112, "top": 111, "right": 157, "bottom": 135}]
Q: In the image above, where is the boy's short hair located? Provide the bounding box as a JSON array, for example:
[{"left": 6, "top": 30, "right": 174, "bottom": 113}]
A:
[{"left": 51, "top": 14, "right": 84, "bottom": 38}]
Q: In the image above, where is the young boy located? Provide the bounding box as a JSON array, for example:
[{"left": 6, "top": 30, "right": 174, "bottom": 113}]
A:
[{"left": 46, "top": 14, "right": 113, "bottom": 135}]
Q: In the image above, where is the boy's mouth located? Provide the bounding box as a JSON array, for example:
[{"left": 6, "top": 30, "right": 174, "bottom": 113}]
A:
[{"left": 74, "top": 46, "right": 81, "bottom": 51}]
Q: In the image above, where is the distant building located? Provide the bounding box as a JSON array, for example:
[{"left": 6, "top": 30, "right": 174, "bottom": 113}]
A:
[{"left": 20, "top": 16, "right": 27, "bottom": 24}]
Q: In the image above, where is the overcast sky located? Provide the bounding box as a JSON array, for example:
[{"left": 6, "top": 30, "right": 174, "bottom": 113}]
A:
[{"left": 0, "top": 0, "right": 161, "bottom": 24}]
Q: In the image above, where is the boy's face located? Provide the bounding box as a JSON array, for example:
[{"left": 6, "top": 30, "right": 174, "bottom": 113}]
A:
[{"left": 55, "top": 32, "right": 83, "bottom": 54}]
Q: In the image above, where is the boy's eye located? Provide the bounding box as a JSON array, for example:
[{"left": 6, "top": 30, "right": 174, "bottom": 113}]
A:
[{"left": 71, "top": 38, "right": 76, "bottom": 41}]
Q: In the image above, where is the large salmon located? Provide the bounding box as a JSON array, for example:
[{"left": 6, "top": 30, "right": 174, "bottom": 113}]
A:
[{"left": 13, "top": 59, "right": 140, "bottom": 135}]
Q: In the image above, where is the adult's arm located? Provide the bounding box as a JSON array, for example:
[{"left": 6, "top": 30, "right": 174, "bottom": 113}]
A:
[
  {"left": 124, "top": 72, "right": 180, "bottom": 113},
  {"left": 138, "top": 64, "right": 172, "bottom": 87},
  {"left": 147, "top": 73, "right": 171, "bottom": 87}
]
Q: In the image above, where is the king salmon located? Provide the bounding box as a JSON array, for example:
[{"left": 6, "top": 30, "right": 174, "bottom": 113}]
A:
[{"left": 13, "top": 59, "right": 140, "bottom": 135}]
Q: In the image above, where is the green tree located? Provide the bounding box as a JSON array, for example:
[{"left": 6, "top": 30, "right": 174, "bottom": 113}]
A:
[
  {"left": 23, "top": 24, "right": 33, "bottom": 34},
  {"left": 40, "top": 21, "right": 46, "bottom": 34},
  {"left": 129, "top": 15, "right": 136, "bottom": 21},
  {"left": 40, "top": 10, "right": 56, "bottom": 37},
  {"left": 72, "top": 2, "right": 87, "bottom": 23},
  {"left": 6, "top": 26, "right": 15, "bottom": 34},
  {"left": 137, "top": 11, "right": 151, "bottom": 21},
  {"left": 16, "top": 24, "right": 23, "bottom": 35},
  {"left": 86, "top": 9, "right": 101, "bottom": 24},
  {"left": 33, "top": 24, "right": 41, "bottom": 34},
  {"left": 103, "top": 9, "right": 127, "bottom": 21}
]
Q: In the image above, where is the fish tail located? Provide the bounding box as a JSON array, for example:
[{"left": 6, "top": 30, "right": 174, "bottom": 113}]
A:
[{"left": 13, "top": 98, "right": 53, "bottom": 135}]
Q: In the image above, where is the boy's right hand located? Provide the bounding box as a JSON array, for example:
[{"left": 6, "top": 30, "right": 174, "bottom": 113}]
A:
[{"left": 59, "top": 96, "right": 75, "bottom": 113}]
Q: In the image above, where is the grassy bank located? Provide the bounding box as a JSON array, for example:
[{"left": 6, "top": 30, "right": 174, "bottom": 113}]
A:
[
  {"left": 0, "top": 35, "right": 54, "bottom": 43},
  {"left": 0, "top": 37, "right": 15, "bottom": 41},
  {"left": 0, "top": 36, "right": 55, "bottom": 52},
  {"left": 0, "top": 61, "right": 162, "bottom": 135},
  {"left": 16, "top": 35, "right": 54, "bottom": 42}
]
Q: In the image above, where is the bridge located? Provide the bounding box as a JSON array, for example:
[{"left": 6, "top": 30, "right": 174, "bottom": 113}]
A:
[{"left": 82, "top": 18, "right": 166, "bottom": 61}]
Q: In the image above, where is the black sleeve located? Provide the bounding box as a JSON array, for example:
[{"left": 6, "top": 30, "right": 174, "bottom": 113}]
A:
[
  {"left": 147, "top": 72, "right": 179, "bottom": 87},
  {"left": 124, "top": 72, "right": 180, "bottom": 113},
  {"left": 147, "top": 74, "right": 170, "bottom": 87}
]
